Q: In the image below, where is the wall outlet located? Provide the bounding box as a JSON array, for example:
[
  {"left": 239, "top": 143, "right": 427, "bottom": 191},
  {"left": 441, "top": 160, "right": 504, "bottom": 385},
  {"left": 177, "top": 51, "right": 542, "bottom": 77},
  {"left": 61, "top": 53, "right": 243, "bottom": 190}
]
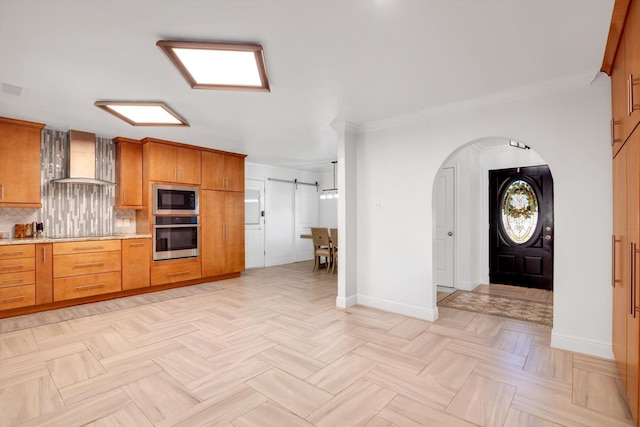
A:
[
  {"left": 123, "top": 218, "right": 130, "bottom": 227},
  {"left": 116, "top": 219, "right": 123, "bottom": 227}
]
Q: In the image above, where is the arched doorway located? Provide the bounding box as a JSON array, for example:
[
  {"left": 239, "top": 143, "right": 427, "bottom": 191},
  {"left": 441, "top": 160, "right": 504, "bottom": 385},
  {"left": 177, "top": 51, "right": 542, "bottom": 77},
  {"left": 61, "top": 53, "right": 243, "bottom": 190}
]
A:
[{"left": 433, "top": 137, "right": 553, "bottom": 293}]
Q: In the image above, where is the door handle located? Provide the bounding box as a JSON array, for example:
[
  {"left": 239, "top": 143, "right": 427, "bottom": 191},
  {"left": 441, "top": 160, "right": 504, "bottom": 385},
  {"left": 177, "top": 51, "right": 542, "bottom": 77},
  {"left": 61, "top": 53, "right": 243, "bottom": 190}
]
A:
[
  {"left": 544, "top": 235, "right": 552, "bottom": 241},
  {"left": 447, "top": 231, "right": 453, "bottom": 236}
]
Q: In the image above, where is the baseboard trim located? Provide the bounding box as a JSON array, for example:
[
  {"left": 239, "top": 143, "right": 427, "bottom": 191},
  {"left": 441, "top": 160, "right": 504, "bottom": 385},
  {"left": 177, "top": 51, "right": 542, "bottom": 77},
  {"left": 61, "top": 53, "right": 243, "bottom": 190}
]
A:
[
  {"left": 356, "top": 294, "right": 437, "bottom": 321},
  {"left": 336, "top": 294, "right": 357, "bottom": 309},
  {"left": 551, "top": 331, "right": 613, "bottom": 359}
]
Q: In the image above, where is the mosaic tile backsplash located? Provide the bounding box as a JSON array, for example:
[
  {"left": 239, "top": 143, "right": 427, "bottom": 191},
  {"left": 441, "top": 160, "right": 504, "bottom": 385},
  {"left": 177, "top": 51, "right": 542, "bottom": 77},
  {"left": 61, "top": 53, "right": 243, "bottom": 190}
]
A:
[{"left": 0, "top": 129, "right": 135, "bottom": 238}]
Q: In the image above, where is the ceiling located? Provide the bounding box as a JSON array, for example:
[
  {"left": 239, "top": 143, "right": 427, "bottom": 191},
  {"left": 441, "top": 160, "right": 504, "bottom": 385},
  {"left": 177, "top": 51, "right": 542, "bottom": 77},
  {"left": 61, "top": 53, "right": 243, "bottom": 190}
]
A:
[{"left": 0, "top": 0, "right": 613, "bottom": 171}]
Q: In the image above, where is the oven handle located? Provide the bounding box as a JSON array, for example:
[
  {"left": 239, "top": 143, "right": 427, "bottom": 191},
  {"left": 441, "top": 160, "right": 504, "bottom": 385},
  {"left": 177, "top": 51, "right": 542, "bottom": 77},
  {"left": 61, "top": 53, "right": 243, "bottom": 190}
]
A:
[{"left": 154, "top": 224, "right": 200, "bottom": 228}]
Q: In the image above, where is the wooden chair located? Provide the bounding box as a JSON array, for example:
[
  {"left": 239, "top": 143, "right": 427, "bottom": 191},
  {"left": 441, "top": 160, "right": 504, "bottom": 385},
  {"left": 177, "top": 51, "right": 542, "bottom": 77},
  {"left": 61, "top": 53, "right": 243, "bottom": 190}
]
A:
[
  {"left": 311, "top": 227, "right": 332, "bottom": 272},
  {"left": 330, "top": 228, "right": 338, "bottom": 274}
]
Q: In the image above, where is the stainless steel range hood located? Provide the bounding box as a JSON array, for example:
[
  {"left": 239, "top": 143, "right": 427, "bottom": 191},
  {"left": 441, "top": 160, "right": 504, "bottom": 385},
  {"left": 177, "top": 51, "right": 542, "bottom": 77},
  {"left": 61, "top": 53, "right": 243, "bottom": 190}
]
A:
[{"left": 51, "top": 130, "right": 115, "bottom": 186}]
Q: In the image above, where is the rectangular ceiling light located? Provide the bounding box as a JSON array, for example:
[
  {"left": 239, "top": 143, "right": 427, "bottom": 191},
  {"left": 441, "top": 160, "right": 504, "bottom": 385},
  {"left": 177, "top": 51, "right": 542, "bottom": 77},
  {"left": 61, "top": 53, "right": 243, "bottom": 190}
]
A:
[
  {"left": 94, "top": 101, "right": 189, "bottom": 126},
  {"left": 157, "top": 40, "right": 270, "bottom": 92}
]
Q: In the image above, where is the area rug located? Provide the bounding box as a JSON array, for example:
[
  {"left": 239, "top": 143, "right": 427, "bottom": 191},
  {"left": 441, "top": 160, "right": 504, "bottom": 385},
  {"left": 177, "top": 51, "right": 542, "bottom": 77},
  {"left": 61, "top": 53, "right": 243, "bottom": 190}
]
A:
[{"left": 438, "top": 290, "right": 553, "bottom": 326}]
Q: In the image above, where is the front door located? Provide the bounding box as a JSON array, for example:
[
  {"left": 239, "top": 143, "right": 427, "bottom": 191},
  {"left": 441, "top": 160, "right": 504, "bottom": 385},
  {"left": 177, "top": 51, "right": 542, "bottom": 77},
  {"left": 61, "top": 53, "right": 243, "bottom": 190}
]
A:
[{"left": 489, "top": 165, "right": 554, "bottom": 290}]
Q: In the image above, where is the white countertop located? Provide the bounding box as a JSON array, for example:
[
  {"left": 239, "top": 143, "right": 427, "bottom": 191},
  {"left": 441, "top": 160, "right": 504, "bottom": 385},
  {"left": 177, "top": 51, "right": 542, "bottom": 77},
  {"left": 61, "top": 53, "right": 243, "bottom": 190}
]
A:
[{"left": 0, "top": 234, "right": 151, "bottom": 246}]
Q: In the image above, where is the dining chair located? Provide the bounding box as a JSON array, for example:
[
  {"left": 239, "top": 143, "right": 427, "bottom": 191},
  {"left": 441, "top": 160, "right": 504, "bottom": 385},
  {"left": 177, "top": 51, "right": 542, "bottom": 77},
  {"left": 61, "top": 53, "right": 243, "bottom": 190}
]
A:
[
  {"left": 330, "top": 228, "right": 338, "bottom": 274},
  {"left": 311, "top": 227, "right": 332, "bottom": 272}
]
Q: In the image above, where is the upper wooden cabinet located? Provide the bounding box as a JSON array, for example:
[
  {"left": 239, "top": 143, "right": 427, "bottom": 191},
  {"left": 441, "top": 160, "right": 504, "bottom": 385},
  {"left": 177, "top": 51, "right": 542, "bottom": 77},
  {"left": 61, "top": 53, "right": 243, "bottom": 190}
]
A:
[
  {"left": 606, "top": 0, "right": 640, "bottom": 155},
  {"left": 0, "top": 117, "right": 45, "bottom": 208},
  {"left": 201, "top": 151, "right": 245, "bottom": 192},
  {"left": 145, "top": 140, "right": 201, "bottom": 185},
  {"left": 114, "top": 137, "right": 143, "bottom": 209}
]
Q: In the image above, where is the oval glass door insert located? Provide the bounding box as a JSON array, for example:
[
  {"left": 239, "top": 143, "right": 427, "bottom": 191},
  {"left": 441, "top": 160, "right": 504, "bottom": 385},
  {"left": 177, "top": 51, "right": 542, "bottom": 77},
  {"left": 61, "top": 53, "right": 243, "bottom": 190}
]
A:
[{"left": 501, "top": 180, "right": 539, "bottom": 244}]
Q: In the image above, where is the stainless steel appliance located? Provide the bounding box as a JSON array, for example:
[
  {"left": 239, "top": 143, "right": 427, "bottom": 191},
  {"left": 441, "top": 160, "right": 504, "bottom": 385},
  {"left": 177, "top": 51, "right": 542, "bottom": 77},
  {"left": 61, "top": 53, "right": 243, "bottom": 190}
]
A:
[
  {"left": 152, "top": 184, "right": 199, "bottom": 215},
  {"left": 153, "top": 216, "right": 199, "bottom": 261}
]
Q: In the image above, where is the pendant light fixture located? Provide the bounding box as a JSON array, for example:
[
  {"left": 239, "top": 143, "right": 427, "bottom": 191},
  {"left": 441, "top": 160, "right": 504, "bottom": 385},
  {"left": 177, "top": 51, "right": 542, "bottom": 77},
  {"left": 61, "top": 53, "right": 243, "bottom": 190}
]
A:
[{"left": 320, "top": 161, "right": 338, "bottom": 200}]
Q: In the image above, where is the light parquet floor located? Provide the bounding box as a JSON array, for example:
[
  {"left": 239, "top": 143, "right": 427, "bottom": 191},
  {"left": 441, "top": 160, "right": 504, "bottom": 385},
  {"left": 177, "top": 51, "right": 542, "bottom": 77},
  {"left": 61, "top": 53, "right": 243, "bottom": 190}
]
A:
[{"left": 0, "top": 261, "right": 632, "bottom": 427}]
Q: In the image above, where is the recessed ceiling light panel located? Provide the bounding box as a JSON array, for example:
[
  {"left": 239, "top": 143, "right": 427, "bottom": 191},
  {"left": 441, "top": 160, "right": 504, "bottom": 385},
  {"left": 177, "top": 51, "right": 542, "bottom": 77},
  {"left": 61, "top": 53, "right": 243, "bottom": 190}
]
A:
[
  {"left": 94, "top": 101, "right": 189, "bottom": 126},
  {"left": 157, "top": 40, "right": 270, "bottom": 92}
]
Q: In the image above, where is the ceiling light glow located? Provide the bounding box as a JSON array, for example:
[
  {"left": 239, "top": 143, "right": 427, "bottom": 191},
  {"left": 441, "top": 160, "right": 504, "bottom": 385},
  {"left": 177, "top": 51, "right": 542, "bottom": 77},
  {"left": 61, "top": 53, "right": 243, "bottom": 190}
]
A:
[{"left": 94, "top": 101, "right": 189, "bottom": 126}]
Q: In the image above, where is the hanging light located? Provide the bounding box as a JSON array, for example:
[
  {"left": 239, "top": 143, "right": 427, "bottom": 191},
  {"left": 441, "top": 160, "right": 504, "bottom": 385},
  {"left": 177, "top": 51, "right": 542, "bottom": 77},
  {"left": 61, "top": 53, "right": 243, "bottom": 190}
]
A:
[{"left": 321, "top": 161, "right": 338, "bottom": 200}]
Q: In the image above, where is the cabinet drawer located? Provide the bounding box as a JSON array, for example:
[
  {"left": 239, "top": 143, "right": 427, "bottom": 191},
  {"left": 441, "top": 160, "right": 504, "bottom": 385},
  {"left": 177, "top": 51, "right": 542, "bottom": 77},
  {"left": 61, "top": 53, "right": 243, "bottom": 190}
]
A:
[
  {"left": 0, "top": 285, "right": 35, "bottom": 310},
  {"left": 0, "top": 271, "right": 35, "bottom": 288},
  {"left": 151, "top": 260, "right": 201, "bottom": 286},
  {"left": 53, "top": 271, "right": 121, "bottom": 301},
  {"left": 53, "top": 240, "right": 121, "bottom": 255},
  {"left": 54, "top": 251, "right": 121, "bottom": 278},
  {"left": 0, "top": 245, "right": 35, "bottom": 259},
  {"left": 0, "top": 257, "right": 35, "bottom": 273}
]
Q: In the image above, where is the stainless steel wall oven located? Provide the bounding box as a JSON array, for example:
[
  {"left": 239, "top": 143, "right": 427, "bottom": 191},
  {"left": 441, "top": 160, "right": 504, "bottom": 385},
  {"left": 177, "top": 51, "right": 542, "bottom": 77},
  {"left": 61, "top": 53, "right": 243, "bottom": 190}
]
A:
[{"left": 153, "top": 215, "right": 199, "bottom": 261}]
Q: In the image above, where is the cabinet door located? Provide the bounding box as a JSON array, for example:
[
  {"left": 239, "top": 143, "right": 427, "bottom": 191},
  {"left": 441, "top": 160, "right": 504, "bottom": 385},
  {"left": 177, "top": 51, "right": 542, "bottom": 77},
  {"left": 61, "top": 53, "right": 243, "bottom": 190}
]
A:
[
  {"left": 201, "top": 152, "right": 225, "bottom": 190},
  {"left": 115, "top": 141, "right": 143, "bottom": 209},
  {"left": 149, "top": 143, "right": 177, "bottom": 182},
  {"left": 626, "top": 0, "right": 640, "bottom": 134},
  {"left": 225, "top": 192, "right": 245, "bottom": 272},
  {"left": 201, "top": 190, "right": 226, "bottom": 277},
  {"left": 225, "top": 155, "right": 245, "bottom": 192},
  {"left": 176, "top": 147, "right": 201, "bottom": 185},
  {"left": 0, "top": 118, "right": 44, "bottom": 207},
  {"left": 35, "top": 243, "right": 53, "bottom": 305},
  {"left": 612, "top": 36, "right": 627, "bottom": 156},
  {"left": 628, "top": 131, "right": 640, "bottom": 423},
  {"left": 122, "top": 239, "right": 150, "bottom": 290}
]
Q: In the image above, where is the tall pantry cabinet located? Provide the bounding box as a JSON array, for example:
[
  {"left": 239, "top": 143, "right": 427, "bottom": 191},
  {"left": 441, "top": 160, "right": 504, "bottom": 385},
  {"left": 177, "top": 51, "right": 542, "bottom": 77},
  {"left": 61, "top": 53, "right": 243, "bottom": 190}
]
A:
[{"left": 609, "top": 0, "right": 640, "bottom": 424}]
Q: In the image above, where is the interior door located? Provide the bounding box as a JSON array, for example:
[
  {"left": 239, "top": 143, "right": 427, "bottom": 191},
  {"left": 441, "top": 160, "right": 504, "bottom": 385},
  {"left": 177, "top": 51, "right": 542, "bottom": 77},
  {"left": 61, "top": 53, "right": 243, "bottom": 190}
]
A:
[
  {"left": 435, "top": 167, "right": 455, "bottom": 288},
  {"left": 489, "top": 165, "right": 554, "bottom": 290},
  {"left": 265, "top": 179, "right": 295, "bottom": 266},
  {"left": 245, "top": 179, "right": 265, "bottom": 269}
]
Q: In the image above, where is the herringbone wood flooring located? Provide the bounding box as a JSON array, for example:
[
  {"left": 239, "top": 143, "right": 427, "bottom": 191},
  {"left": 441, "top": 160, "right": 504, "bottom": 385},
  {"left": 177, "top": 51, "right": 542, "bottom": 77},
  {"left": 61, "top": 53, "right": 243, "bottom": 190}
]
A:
[{"left": 0, "top": 262, "right": 632, "bottom": 426}]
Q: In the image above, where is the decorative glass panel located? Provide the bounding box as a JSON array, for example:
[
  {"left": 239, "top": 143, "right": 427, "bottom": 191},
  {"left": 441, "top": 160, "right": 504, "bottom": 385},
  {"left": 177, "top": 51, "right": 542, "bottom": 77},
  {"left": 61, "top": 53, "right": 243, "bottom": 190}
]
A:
[{"left": 501, "top": 180, "right": 538, "bottom": 244}]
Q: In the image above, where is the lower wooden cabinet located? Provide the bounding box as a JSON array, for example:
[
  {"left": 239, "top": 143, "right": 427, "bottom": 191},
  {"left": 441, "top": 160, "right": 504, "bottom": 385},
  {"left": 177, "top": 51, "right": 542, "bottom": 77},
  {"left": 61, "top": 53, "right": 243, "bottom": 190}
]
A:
[
  {"left": 0, "top": 244, "right": 36, "bottom": 309},
  {"left": 122, "top": 239, "right": 150, "bottom": 290},
  {"left": 35, "top": 243, "right": 53, "bottom": 305},
  {"left": 151, "top": 259, "right": 201, "bottom": 286},
  {"left": 53, "top": 240, "right": 122, "bottom": 302}
]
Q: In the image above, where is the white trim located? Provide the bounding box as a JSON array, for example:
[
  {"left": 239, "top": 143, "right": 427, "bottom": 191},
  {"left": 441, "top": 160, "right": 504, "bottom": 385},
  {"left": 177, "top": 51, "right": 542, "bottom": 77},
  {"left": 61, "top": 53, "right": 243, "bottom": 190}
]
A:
[
  {"left": 551, "top": 331, "right": 613, "bottom": 360},
  {"left": 455, "top": 280, "right": 473, "bottom": 292},
  {"left": 357, "top": 294, "right": 438, "bottom": 321},
  {"left": 336, "top": 294, "right": 357, "bottom": 309}
]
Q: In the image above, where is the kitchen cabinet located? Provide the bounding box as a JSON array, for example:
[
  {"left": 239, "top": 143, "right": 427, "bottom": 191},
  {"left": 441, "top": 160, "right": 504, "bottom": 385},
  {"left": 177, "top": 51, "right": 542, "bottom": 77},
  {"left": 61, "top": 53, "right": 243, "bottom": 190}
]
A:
[
  {"left": 201, "top": 190, "right": 245, "bottom": 277},
  {"left": 53, "top": 240, "right": 122, "bottom": 301},
  {"left": 114, "top": 137, "right": 143, "bottom": 209},
  {"left": 201, "top": 151, "right": 245, "bottom": 192},
  {"left": 0, "top": 117, "right": 45, "bottom": 208},
  {"left": 0, "top": 244, "right": 36, "bottom": 310},
  {"left": 613, "top": 130, "right": 640, "bottom": 423},
  {"left": 35, "top": 243, "right": 53, "bottom": 305},
  {"left": 146, "top": 140, "right": 201, "bottom": 185},
  {"left": 609, "top": 0, "right": 640, "bottom": 155},
  {"left": 150, "top": 259, "right": 201, "bottom": 286},
  {"left": 122, "top": 238, "right": 150, "bottom": 290}
]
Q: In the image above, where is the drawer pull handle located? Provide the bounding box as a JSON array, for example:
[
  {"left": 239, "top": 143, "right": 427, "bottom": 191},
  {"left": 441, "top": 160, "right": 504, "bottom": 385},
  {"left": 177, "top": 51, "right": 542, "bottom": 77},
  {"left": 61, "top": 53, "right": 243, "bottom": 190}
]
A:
[
  {"left": 2, "top": 295, "right": 25, "bottom": 302},
  {"left": 2, "top": 264, "right": 25, "bottom": 270},
  {"left": 73, "top": 262, "right": 105, "bottom": 269},
  {"left": 73, "top": 246, "right": 104, "bottom": 251},
  {"left": 129, "top": 243, "right": 145, "bottom": 247},
  {"left": 74, "top": 283, "right": 105, "bottom": 291},
  {"left": 2, "top": 278, "right": 25, "bottom": 284},
  {"left": 1, "top": 251, "right": 24, "bottom": 256},
  {"left": 166, "top": 271, "right": 189, "bottom": 276}
]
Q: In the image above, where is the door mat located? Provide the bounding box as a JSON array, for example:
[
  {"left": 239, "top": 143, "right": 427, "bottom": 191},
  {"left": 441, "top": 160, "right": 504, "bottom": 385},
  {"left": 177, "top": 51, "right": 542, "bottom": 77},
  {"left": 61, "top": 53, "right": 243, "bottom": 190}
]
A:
[{"left": 438, "top": 290, "right": 553, "bottom": 326}]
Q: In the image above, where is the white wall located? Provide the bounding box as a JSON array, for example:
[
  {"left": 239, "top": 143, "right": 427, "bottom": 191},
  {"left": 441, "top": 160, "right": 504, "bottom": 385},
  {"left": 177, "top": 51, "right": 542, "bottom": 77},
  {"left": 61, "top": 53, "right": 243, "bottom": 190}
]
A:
[
  {"left": 442, "top": 140, "right": 547, "bottom": 291},
  {"left": 318, "top": 169, "right": 338, "bottom": 228},
  {"left": 355, "top": 75, "right": 613, "bottom": 358}
]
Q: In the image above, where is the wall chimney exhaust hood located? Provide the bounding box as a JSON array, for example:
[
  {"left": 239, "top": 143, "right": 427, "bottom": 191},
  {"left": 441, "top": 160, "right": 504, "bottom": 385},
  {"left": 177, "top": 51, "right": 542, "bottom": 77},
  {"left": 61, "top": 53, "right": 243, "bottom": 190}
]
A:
[{"left": 51, "top": 130, "right": 115, "bottom": 185}]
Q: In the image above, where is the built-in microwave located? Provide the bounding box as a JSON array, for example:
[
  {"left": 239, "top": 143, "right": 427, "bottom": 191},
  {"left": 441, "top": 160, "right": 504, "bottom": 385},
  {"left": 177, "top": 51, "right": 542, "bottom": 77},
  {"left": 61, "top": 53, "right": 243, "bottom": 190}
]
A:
[
  {"left": 153, "top": 216, "right": 199, "bottom": 261},
  {"left": 152, "top": 184, "right": 199, "bottom": 215}
]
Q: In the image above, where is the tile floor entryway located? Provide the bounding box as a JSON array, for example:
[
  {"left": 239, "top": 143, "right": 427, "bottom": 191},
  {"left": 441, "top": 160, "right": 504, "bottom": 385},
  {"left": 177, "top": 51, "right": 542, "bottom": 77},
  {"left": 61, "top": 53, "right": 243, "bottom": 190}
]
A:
[{"left": 0, "top": 262, "right": 632, "bottom": 426}]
